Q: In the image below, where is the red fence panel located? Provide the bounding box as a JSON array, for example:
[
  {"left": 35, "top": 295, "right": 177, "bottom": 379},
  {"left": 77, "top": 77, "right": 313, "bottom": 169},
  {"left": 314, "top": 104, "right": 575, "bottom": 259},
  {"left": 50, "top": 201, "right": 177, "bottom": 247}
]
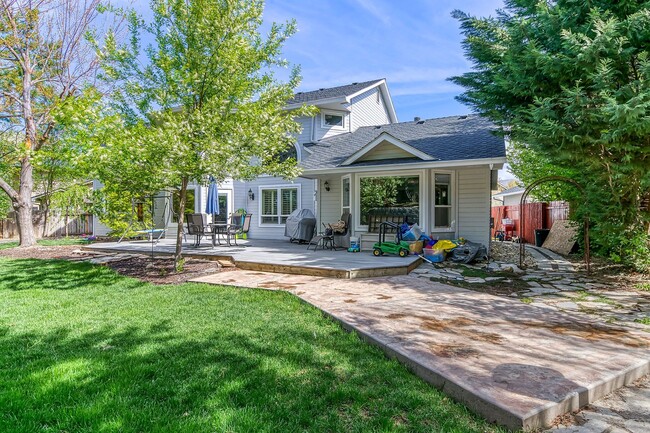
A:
[{"left": 491, "top": 201, "right": 569, "bottom": 244}]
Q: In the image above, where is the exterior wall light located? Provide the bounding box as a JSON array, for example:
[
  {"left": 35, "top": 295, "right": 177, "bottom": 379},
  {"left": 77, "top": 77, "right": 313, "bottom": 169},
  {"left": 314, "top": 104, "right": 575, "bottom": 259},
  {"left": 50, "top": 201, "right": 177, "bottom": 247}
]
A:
[{"left": 248, "top": 188, "right": 255, "bottom": 201}]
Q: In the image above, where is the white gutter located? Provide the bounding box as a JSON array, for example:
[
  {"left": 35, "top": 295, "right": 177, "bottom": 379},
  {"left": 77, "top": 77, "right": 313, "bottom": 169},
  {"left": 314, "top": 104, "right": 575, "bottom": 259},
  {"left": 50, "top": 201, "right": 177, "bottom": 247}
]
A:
[{"left": 301, "top": 157, "right": 507, "bottom": 177}]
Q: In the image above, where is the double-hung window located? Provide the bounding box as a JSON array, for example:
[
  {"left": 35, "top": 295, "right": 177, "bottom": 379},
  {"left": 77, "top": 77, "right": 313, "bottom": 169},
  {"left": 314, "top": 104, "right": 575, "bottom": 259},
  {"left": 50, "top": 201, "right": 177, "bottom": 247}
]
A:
[
  {"left": 433, "top": 173, "right": 453, "bottom": 229},
  {"left": 341, "top": 176, "right": 350, "bottom": 215},
  {"left": 260, "top": 186, "right": 299, "bottom": 224}
]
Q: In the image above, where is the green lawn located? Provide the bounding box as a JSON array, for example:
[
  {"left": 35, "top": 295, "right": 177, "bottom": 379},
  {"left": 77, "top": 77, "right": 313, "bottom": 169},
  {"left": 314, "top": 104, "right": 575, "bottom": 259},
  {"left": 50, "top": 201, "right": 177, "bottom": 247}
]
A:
[
  {"left": 0, "top": 238, "right": 90, "bottom": 250},
  {"left": 0, "top": 258, "right": 503, "bottom": 433}
]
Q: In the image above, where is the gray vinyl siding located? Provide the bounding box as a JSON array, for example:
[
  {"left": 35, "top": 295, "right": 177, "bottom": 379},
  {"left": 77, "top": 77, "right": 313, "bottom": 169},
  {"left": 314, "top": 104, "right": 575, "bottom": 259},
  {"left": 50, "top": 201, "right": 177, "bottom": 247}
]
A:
[
  {"left": 233, "top": 176, "right": 316, "bottom": 240},
  {"left": 349, "top": 87, "right": 391, "bottom": 130},
  {"left": 456, "top": 166, "right": 491, "bottom": 246},
  {"left": 314, "top": 111, "right": 351, "bottom": 141},
  {"left": 317, "top": 177, "right": 342, "bottom": 229}
]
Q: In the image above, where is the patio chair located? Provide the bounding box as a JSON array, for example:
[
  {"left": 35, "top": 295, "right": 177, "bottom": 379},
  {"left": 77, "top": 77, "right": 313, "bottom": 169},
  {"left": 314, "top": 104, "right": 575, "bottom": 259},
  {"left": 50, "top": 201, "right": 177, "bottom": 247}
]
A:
[
  {"left": 308, "top": 212, "right": 350, "bottom": 251},
  {"left": 333, "top": 211, "right": 351, "bottom": 249},
  {"left": 223, "top": 213, "right": 252, "bottom": 246},
  {"left": 186, "top": 213, "right": 211, "bottom": 247}
]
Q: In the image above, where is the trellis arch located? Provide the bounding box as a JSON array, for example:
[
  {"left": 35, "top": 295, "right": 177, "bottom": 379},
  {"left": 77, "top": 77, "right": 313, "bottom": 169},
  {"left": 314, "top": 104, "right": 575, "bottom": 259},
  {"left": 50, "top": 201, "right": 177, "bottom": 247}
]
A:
[{"left": 519, "top": 176, "right": 590, "bottom": 274}]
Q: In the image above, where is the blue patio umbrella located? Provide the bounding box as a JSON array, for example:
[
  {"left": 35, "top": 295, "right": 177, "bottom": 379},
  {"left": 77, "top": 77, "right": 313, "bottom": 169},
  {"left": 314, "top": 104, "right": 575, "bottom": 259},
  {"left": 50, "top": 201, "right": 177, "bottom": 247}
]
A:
[{"left": 205, "top": 177, "right": 219, "bottom": 221}]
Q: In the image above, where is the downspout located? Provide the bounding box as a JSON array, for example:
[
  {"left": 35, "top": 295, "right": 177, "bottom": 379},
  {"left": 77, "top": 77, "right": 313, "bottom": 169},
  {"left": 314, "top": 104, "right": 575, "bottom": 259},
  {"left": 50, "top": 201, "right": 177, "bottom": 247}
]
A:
[{"left": 488, "top": 164, "right": 494, "bottom": 267}]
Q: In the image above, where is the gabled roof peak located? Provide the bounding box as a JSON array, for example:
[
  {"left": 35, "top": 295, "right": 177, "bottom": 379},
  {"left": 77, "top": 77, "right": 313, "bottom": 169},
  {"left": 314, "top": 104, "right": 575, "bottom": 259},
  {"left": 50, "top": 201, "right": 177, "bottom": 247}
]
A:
[{"left": 287, "top": 79, "right": 385, "bottom": 105}]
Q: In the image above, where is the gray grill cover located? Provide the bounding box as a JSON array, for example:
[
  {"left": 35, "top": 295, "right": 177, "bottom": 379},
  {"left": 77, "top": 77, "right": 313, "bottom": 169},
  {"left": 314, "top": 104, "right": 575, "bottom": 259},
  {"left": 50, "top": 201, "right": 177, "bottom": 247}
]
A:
[{"left": 284, "top": 208, "right": 316, "bottom": 242}]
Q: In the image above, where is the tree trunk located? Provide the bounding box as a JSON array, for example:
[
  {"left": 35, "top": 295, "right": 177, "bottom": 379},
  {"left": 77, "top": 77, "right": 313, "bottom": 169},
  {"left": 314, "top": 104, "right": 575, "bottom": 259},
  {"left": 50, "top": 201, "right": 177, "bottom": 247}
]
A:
[
  {"left": 42, "top": 203, "right": 49, "bottom": 238},
  {"left": 16, "top": 158, "right": 37, "bottom": 247},
  {"left": 18, "top": 50, "right": 37, "bottom": 247},
  {"left": 174, "top": 177, "right": 189, "bottom": 267},
  {"left": 64, "top": 206, "right": 70, "bottom": 238}
]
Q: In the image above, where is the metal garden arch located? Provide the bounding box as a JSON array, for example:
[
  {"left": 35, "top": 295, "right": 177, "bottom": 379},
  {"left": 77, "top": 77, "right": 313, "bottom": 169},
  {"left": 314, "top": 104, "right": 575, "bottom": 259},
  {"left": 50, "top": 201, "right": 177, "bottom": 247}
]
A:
[{"left": 519, "top": 176, "right": 590, "bottom": 274}]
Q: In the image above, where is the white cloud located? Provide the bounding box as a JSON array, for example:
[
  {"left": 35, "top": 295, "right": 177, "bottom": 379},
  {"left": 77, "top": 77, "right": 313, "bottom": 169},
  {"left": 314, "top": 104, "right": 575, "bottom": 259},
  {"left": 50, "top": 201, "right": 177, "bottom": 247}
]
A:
[{"left": 352, "top": 0, "right": 391, "bottom": 26}]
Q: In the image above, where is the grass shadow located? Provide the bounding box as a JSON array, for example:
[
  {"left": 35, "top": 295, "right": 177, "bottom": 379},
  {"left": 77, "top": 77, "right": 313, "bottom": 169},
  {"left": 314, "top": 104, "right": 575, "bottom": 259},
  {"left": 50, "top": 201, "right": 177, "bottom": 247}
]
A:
[{"left": 0, "top": 258, "right": 504, "bottom": 433}]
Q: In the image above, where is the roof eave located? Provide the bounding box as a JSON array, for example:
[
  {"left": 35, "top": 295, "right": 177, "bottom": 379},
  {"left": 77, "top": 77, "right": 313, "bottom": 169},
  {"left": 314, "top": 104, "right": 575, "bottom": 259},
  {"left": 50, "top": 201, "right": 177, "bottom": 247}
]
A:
[
  {"left": 301, "top": 157, "right": 507, "bottom": 176},
  {"left": 284, "top": 95, "right": 348, "bottom": 111}
]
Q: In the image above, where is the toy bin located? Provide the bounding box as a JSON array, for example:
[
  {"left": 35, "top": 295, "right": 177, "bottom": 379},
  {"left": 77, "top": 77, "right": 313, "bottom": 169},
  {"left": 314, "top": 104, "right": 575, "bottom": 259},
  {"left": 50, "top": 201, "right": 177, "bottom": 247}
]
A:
[
  {"left": 349, "top": 236, "right": 360, "bottom": 250},
  {"left": 423, "top": 248, "right": 445, "bottom": 263}
]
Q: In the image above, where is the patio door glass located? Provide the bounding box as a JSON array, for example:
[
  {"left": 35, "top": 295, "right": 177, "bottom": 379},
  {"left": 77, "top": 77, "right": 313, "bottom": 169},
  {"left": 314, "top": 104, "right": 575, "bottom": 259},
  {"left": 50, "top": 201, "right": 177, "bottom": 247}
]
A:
[{"left": 214, "top": 193, "right": 230, "bottom": 223}]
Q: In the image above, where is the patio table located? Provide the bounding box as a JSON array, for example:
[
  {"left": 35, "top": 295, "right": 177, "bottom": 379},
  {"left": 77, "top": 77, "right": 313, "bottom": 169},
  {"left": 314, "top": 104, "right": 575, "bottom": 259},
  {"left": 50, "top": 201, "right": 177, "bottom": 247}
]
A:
[{"left": 210, "top": 223, "right": 240, "bottom": 247}]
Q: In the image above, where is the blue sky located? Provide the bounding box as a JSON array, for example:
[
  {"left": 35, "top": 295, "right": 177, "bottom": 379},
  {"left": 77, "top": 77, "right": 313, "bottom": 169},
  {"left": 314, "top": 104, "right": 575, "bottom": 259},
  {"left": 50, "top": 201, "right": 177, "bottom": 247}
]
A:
[
  {"left": 263, "top": 0, "right": 505, "bottom": 122},
  {"left": 117, "top": 0, "right": 505, "bottom": 122}
]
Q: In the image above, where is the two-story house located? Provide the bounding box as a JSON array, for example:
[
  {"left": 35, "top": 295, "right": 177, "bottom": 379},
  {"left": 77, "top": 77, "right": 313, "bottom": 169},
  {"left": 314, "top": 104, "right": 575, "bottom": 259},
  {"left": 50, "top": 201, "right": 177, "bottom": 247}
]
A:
[{"left": 94, "top": 78, "right": 506, "bottom": 248}]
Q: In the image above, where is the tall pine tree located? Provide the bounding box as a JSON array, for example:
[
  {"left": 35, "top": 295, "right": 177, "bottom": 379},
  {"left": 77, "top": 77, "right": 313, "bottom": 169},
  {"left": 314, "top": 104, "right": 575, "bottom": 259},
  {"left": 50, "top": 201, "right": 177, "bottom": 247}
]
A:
[{"left": 451, "top": 0, "right": 650, "bottom": 269}]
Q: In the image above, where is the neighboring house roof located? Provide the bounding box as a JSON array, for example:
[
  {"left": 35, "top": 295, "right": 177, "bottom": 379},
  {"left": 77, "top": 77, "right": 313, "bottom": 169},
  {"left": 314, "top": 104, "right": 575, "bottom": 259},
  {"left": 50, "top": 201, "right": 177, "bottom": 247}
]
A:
[
  {"left": 492, "top": 186, "right": 525, "bottom": 198},
  {"left": 301, "top": 114, "right": 505, "bottom": 172},
  {"left": 287, "top": 79, "right": 384, "bottom": 105}
]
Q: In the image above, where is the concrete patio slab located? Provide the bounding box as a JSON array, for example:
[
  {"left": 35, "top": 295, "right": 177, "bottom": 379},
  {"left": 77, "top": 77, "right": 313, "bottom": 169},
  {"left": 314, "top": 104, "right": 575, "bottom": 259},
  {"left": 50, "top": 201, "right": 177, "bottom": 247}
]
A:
[
  {"left": 190, "top": 270, "right": 650, "bottom": 431},
  {"left": 84, "top": 239, "right": 420, "bottom": 279}
]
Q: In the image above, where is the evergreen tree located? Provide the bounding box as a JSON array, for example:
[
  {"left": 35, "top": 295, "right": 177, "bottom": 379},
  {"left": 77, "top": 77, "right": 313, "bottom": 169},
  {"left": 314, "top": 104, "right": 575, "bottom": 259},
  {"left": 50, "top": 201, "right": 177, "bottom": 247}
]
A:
[{"left": 451, "top": 0, "right": 650, "bottom": 269}]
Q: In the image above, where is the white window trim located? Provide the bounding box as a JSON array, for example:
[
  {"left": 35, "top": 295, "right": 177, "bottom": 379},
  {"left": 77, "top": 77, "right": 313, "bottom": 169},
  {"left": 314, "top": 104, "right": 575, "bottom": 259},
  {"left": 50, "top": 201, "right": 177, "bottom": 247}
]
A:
[
  {"left": 341, "top": 175, "right": 351, "bottom": 214},
  {"left": 258, "top": 184, "right": 301, "bottom": 227},
  {"left": 431, "top": 170, "right": 456, "bottom": 233},
  {"left": 293, "top": 142, "right": 302, "bottom": 162},
  {"left": 354, "top": 170, "right": 426, "bottom": 232},
  {"left": 321, "top": 109, "right": 346, "bottom": 130}
]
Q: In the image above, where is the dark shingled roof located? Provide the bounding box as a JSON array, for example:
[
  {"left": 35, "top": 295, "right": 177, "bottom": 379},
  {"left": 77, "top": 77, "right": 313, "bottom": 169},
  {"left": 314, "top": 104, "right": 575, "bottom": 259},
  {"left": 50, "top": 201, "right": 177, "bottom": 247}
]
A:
[
  {"left": 301, "top": 115, "right": 505, "bottom": 170},
  {"left": 287, "top": 79, "right": 384, "bottom": 105}
]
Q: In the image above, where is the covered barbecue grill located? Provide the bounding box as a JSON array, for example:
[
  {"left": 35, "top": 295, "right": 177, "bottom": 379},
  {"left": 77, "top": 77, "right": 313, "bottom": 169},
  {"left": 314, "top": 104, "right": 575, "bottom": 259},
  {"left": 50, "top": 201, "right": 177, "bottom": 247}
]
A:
[{"left": 284, "top": 209, "right": 317, "bottom": 243}]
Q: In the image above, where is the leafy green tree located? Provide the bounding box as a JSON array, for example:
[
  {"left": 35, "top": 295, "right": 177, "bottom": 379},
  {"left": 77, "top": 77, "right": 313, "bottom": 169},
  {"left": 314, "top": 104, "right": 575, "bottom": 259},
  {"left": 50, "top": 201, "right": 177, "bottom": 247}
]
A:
[
  {"left": 0, "top": 0, "right": 119, "bottom": 246},
  {"left": 49, "top": 183, "right": 92, "bottom": 237},
  {"left": 98, "top": 0, "right": 315, "bottom": 264},
  {"left": 451, "top": 0, "right": 650, "bottom": 270}
]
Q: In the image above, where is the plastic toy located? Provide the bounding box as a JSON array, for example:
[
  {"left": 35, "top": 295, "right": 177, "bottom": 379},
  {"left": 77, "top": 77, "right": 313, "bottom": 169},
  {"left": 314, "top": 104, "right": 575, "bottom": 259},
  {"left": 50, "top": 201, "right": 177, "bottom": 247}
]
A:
[
  {"left": 372, "top": 221, "right": 410, "bottom": 257},
  {"left": 347, "top": 246, "right": 360, "bottom": 252}
]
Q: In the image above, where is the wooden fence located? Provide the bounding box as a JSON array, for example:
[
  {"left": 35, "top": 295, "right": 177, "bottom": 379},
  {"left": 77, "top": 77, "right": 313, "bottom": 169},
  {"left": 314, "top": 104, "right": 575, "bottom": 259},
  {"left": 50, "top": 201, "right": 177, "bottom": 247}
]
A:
[
  {"left": 0, "top": 212, "right": 93, "bottom": 239},
  {"left": 491, "top": 201, "right": 569, "bottom": 244}
]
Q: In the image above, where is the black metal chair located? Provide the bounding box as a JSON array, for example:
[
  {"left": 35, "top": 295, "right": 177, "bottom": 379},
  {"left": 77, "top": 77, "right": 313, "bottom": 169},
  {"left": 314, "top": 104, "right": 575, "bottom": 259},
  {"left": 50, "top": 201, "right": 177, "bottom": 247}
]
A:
[
  {"left": 224, "top": 213, "right": 252, "bottom": 246},
  {"left": 186, "top": 213, "right": 211, "bottom": 247}
]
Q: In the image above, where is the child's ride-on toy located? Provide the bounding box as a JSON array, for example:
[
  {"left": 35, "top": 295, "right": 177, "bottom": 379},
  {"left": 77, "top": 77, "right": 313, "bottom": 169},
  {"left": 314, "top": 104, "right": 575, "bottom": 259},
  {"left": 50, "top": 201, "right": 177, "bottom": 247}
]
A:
[{"left": 372, "top": 221, "right": 410, "bottom": 258}]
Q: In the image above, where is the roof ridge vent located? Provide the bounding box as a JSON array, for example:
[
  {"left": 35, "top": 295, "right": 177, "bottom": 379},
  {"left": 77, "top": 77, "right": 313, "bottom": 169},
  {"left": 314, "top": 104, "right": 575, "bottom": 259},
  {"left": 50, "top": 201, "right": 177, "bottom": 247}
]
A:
[
  {"left": 458, "top": 115, "right": 468, "bottom": 119},
  {"left": 352, "top": 82, "right": 358, "bottom": 85},
  {"left": 417, "top": 120, "right": 425, "bottom": 124},
  {"left": 374, "top": 125, "right": 382, "bottom": 129},
  {"left": 319, "top": 88, "right": 324, "bottom": 91}
]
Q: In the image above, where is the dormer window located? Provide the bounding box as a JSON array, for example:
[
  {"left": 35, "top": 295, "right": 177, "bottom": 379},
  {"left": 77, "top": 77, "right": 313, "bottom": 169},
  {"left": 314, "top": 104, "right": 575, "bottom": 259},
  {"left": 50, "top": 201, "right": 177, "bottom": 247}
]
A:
[{"left": 322, "top": 110, "right": 345, "bottom": 130}]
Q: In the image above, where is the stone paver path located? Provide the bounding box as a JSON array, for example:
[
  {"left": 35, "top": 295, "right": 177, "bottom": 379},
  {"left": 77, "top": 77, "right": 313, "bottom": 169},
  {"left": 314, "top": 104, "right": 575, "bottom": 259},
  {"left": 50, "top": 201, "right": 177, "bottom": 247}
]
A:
[
  {"left": 545, "top": 375, "right": 649, "bottom": 433},
  {"left": 190, "top": 270, "right": 650, "bottom": 431},
  {"left": 412, "top": 256, "right": 649, "bottom": 334}
]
